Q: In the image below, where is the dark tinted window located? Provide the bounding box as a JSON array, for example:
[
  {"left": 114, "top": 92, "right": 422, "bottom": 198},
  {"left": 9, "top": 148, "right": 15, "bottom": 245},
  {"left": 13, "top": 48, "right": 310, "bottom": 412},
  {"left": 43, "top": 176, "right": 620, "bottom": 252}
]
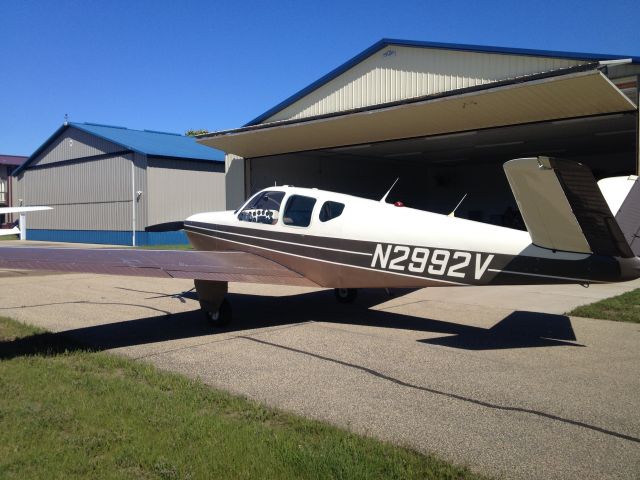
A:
[
  {"left": 283, "top": 195, "right": 316, "bottom": 227},
  {"left": 238, "top": 191, "right": 285, "bottom": 225},
  {"left": 319, "top": 201, "right": 345, "bottom": 222}
]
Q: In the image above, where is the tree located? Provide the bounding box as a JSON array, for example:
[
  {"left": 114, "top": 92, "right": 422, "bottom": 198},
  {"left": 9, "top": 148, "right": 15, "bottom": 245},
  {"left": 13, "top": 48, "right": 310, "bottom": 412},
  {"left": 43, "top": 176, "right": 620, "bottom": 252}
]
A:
[{"left": 185, "top": 129, "right": 209, "bottom": 137}]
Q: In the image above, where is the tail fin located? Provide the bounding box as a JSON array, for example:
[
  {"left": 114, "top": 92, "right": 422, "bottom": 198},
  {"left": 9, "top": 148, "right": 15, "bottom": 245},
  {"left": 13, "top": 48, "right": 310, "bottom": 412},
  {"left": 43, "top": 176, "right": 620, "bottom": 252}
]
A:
[
  {"left": 504, "top": 157, "right": 634, "bottom": 258},
  {"left": 598, "top": 175, "right": 640, "bottom": 256}
]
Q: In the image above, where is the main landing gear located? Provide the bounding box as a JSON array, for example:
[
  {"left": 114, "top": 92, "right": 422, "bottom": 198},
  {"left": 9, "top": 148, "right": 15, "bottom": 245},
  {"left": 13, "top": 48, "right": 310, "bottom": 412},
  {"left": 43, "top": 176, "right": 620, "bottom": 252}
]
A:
[
  {"left": 195, "top": 279, "right": 232, "bottom": 327},
  {"left": 195, "top": 283, "right": 362, "bottom": 327}
]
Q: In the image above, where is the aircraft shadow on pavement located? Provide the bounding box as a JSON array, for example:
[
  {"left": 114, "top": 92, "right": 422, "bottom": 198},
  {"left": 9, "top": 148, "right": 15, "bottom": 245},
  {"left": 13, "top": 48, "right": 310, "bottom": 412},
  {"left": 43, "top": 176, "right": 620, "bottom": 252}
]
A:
[{"left": 0, "top": 288, "right": 581, "bottom": 360}]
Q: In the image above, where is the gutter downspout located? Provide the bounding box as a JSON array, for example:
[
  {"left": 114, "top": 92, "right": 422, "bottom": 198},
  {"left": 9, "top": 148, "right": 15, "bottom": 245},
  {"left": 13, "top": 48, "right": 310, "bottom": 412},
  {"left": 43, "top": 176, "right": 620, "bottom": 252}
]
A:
[
  {"left": 6, "top": 167, "right": 12, "bottom": 224},
  {"left": 131, "top": 157, "right": 136, "bottom": 247}
]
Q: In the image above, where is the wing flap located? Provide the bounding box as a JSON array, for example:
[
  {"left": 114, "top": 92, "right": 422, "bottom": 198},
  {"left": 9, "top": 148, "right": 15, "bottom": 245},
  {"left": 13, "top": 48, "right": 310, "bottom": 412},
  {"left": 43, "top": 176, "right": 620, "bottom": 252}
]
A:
[
  {"left": 504, "top": 157, "right": 633, "bottom": 257},
  {"left": 504, "top": 157, "right": 591, "bottom": 253},
  {"left": 0, "top": 247, "right": 318, "bottom": 287}
]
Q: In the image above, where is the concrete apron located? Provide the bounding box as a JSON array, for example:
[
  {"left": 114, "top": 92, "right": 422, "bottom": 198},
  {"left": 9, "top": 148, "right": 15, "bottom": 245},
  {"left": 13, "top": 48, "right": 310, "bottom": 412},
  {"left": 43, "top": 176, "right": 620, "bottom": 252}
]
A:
[{"left": 0, "top": 264, "right": 639, "bottom": 480}]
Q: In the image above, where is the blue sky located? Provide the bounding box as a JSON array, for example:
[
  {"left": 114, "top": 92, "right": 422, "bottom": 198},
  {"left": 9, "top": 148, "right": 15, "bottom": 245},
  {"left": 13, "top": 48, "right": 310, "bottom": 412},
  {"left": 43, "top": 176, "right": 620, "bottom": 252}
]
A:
[{"left": 1, "top": 0, "right": 638, "bottom": 156}]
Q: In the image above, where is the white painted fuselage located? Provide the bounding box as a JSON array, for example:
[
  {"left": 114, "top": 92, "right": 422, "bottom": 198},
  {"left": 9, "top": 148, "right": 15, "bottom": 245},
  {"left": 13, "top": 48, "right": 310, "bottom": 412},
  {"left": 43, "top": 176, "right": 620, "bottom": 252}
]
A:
[{"left": 185, "top": 186, "right": 634, "bottom": 289}]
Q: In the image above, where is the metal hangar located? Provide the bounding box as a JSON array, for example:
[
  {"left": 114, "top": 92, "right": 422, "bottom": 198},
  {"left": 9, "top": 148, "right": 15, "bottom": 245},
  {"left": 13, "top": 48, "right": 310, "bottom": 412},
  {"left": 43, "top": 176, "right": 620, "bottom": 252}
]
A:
[
  {"left": 12, "top": 122, "right": 226, "bottom": 245},
  {"left": 201, "top": 39, "right": 640, "bottom": 226}
]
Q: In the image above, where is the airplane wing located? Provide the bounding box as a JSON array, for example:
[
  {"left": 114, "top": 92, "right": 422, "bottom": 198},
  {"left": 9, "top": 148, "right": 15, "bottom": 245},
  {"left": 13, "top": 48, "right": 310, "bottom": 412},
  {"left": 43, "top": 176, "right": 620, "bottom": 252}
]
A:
[
  {"left": 0, "top": 206, "right": 53, "bottom": 214},
  {"left": 0, "top": 206, "right": 53, "bottom": 237},
  {"left": 0, "top": 246, "right": 318, "bottom": 287},
  {"left": 0, "top": 226, "right": 20, "bottom": 237}
]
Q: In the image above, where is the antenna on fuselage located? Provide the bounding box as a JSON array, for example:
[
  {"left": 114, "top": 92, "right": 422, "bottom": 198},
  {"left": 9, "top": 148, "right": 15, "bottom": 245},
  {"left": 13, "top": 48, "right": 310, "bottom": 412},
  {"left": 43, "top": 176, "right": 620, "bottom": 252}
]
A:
[
  {"left": 448, "top": 193, "right": 468, "bottom": 217},
  {"left": 380, "top": 178, "right": 400, "bottom": 203}
]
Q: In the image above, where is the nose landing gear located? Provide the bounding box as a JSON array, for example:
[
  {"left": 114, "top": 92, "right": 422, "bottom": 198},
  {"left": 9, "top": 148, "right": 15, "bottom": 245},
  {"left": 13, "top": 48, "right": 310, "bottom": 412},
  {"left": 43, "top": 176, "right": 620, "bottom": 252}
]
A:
[{"left": 195, "top": 279, "right": 232, "bottom": 327}]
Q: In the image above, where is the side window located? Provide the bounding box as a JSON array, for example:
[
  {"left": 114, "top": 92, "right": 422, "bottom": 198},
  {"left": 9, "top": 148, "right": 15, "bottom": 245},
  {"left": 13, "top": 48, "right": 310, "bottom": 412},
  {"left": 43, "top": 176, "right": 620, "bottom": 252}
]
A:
[
  {"left": 319, "top": 201, "right": 345, "bottom": 222},
  {"left": 283, "top": 195, "right": 317, "bottom": 227},
  {"left": 238, "top": 191, "right": 285, "bottom": 225}
]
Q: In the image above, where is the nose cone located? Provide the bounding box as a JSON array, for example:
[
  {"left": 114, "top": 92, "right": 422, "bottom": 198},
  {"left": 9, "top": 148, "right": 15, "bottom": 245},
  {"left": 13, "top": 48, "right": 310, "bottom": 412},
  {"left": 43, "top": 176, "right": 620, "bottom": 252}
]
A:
[
  {"left": 186, "top": 210, "right": 236, "bottom": 224},
  {"left": 186, "top": 212, "right": 208, "bottom": 222}
]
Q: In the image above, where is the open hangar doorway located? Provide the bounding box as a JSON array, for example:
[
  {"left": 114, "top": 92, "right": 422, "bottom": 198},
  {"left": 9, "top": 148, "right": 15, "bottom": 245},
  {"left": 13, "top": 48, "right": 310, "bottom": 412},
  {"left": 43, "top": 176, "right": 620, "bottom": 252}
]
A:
[{"left": 245, "top": 111, "right": 637, "bottom": 228}]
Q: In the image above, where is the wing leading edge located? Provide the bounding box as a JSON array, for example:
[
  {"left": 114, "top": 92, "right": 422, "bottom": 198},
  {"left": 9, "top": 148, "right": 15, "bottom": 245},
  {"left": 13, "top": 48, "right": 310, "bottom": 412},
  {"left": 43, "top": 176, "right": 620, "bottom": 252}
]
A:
[{"left": 0, "top": 247, "right": 318, "bottom": 287}]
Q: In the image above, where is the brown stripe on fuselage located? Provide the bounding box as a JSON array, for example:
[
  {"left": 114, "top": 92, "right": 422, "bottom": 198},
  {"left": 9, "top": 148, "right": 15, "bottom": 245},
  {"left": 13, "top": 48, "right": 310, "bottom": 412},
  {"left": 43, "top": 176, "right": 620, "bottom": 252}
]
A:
[
  {"left": 184, "top": 220, "right": 627, "bottom": 286},
  {"left": 185, "top": 229, "right": 448, "bottom": 288}
]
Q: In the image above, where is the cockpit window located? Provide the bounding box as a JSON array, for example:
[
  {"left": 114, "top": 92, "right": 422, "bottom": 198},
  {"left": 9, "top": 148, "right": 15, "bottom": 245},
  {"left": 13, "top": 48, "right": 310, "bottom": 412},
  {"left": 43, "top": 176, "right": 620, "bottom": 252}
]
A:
[
  {"left": 319, "top": 201, "right": 345, "bottom": 222},
  {"left": 283, "top": 195, "right": 316, "bottom": 227},
  {"left": 238, "top": 191, "right": 285, "bottom": 225}
]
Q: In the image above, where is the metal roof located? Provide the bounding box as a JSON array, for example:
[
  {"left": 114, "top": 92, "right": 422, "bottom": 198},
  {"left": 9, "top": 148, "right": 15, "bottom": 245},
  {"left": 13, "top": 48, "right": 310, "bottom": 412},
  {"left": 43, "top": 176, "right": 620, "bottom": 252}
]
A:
[
  {"left": 13, "top": 122, "right": 224, "bottom": 175},
  {"left": 72, "top": 123, "right": 225, "bottom": 161},
  {"left": 246, "top": 38, "right": 640, "bottom": 126},
  {"left": 0, "top": 154, "right": 27, "bottom": 166}
]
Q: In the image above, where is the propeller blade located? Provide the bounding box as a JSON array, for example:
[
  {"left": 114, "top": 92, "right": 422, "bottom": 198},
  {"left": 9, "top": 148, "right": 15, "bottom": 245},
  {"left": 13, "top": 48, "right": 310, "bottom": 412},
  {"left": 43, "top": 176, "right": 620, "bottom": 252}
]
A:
[{"left": 144, "top": 221, "right": 185, "bottom": 232}]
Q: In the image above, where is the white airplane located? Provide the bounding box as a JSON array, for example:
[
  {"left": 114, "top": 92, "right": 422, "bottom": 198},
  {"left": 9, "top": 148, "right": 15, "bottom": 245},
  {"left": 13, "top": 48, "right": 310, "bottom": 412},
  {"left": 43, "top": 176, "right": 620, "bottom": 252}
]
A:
[
  {"left": 0, "top": 157, "right": 638, "bottom": 326},
  {"left": 0, "top": 206, "right": 53, "bottom": 237}
]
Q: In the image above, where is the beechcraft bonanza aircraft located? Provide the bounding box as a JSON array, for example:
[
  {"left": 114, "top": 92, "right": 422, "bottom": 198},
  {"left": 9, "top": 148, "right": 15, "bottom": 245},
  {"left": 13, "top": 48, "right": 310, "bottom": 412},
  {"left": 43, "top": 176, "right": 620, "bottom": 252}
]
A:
[{"left": 0, "top": 157, "right": 639, "bottom": 326}]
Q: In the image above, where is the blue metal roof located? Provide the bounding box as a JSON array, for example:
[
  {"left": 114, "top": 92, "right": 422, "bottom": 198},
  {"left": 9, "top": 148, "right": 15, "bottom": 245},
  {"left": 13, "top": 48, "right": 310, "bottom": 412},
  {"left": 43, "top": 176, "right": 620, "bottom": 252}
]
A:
[
  {"left": 246, "top": 38, "right": 640, "bottom": 126},
  {"left": 13, "top": 122, "right": 224, "bottom": 175},
  {"left": 72, "top": 122, "right": 225, "bottom": 161}
]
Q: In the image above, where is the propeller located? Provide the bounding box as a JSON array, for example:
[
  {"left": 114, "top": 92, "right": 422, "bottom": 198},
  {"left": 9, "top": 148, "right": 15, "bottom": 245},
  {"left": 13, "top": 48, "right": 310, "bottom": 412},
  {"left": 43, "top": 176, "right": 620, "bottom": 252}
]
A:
[{"left": 144, "top": 221, "right": 185, "bottom": 232}]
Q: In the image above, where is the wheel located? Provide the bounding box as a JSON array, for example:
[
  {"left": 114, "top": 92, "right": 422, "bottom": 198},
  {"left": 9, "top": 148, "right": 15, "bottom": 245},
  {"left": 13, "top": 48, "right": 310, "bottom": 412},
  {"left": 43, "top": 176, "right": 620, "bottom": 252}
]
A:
[
  {"left": 334, "top": 288, "right": 358, "bottom": 304},
  {"left": 202, "top": 298, "right": 232, "bottom": 327}
]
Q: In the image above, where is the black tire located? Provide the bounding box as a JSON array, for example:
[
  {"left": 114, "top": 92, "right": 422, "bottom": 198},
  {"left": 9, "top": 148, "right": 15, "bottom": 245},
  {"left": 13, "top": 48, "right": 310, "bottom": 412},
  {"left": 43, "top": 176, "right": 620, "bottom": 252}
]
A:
[
  {"left": 202, "top": 298, "right": 232, "bottom": 327},
  {"left": 334, "top": 288, "right": 358, "bottom": 304}
]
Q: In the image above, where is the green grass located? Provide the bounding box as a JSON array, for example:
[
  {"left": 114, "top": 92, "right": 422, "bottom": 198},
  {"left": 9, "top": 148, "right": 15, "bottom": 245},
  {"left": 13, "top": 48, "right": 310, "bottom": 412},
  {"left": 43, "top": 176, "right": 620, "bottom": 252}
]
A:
[
  {"left": 0, "top": 316, "right": 486, "bottom": 480},
  {"left": 0, "top": 234, "right": 19, "bottom": 241},
  {"left": 567, "top": 288, "right": 640, "bottom": 323},
  {"left": 135, "top": 244, "right": 193, "bottom": 250}
]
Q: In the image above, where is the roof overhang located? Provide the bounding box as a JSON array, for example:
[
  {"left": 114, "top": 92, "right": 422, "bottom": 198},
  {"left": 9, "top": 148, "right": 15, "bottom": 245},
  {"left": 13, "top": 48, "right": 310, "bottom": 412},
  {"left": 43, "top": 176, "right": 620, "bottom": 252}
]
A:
[{"left": 199, "top": 69, "right": 637, "bottom": 159}]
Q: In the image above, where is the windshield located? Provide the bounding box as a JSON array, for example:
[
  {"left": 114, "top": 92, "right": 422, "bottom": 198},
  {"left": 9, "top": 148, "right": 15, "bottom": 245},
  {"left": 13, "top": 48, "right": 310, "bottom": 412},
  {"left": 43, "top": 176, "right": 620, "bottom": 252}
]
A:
[{"left": 238, "top": 191, "right": 285, "bottom": 225}]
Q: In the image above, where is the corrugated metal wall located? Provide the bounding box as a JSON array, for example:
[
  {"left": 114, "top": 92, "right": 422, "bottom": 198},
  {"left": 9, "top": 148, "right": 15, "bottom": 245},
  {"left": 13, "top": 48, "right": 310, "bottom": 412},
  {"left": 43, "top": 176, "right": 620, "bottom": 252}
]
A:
[
  {"left": 224, "top": 153, "right": 245, "bottom": 209},
  {"left": 11, "top": 170, "right": 18, "bottom": 211},
  {"left": 32, "top": 127, "right": 124, "bottom": 166},
  {"left": 608, "top": 64, "right": 640, "bottom": 79},
  {"left": 132, "top": 152, "right": 148, "bottom": 230},
  {"left": 265, "top": 46, "right": 586, "bottom": 123},
  {"left": 13, "top": 153, "right": 146, "bottom": 231},
  {"left": 146, "top": 157, "right": 225, "bottom": 226}
]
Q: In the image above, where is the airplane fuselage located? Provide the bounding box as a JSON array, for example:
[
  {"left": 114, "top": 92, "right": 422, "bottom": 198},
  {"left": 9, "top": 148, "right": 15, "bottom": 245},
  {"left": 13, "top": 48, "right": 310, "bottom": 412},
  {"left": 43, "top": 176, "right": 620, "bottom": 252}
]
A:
[{"left": 184, "top": 186, "right": 640, "bottom": 289}]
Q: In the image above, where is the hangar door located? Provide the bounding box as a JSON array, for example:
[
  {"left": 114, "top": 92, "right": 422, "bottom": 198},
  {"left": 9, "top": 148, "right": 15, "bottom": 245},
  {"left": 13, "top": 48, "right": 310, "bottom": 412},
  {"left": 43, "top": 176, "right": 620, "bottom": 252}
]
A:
[{"left": 202, "top": 68, "right": 638, "bottom": 225}]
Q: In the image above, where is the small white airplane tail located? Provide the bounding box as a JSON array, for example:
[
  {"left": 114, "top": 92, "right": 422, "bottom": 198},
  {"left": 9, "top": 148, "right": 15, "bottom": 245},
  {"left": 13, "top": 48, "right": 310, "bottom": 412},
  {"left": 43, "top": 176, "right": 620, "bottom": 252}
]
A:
[{"left": 504, "top": 157, "right": 635, "bottom": 258}]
